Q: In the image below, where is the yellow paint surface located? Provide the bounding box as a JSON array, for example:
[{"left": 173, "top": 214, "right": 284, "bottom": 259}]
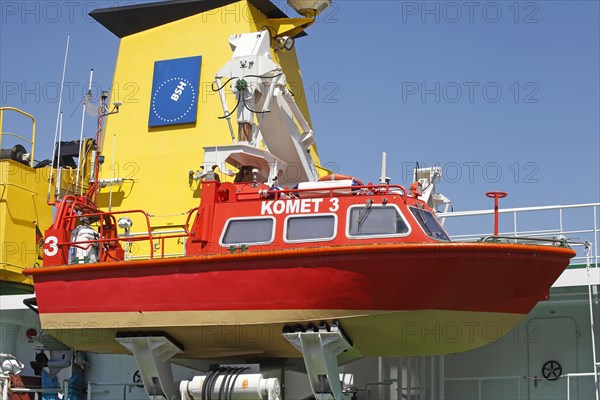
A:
[{"left": 0, "top": 160, "right": 51, "bottom": 288}]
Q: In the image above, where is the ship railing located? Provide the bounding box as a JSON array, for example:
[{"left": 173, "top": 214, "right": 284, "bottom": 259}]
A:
[
  {"left": 120, "top": 228, "right": 188, "bottom": 260},
  {"left": 444, "top": 371, "right": 600, "bottom": 400},
  {"left": 4, "top": 386, "right": 59, "bottom": 400},
  {"left": 479, "top": 235, "right": 569, "bottom": 246},
  {"left": 0, "top": 107, "right": 37, "bottom": 164},
  {"left": 2, "top": 382, "right": 61, "bottom": 400},
  {"left": 2, "top": 378, "right": 100, "bottom": 400},
  {"left": 565, "top": 372, "right": 600, "bottom": 400},
  {"left": 235, "top": 183, "right": 408, "bottom": 201},
  {"left": 61, "top": 208, "right": 157, "bottom": 260},
  {"left": 85, "top": 382, "right": 140, "bottom": 400},
  {"left": 57, "top": 205, "right": 198, "bottom": 263},
  {"left": 444, "top": 375, "right": 525, "bottom": 400},
  {"left": 1, "top": 377, "right": 143, "bottom": 400},
  {"left": 439, "top": 202, "right": 600, "bottom": 268}
]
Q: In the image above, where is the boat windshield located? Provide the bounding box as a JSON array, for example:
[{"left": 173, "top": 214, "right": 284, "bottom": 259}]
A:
[
  {"left": 348, "top": 205, "right": 410, "bottom": 237},
  {"left": 409, "top": 207, "right": 451, "bottom": 242}
]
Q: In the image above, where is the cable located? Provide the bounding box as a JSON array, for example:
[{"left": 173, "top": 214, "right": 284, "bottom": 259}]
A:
[
  {"left": 217, "top": 368, "right": 228, "bottom": 400},
  {"left": 241, "top": 93, "right": 270, "bottom": 114},
  {"left": 208, "top": 368, "right": 220, "bottom": 400},
  {"left": 212, "top": 73, "right": 282, "bottom": 93},
  {"left": 228, "top": 367, "right": 249, "bottom": 400},
  {"left": 217, "top": 366, "right": 231, "bottom": 400},
  {"left": 239, "top": 73, "right": 284, "bottom": 115},
  {"left": 212, "top": 77, "right": 237, "bottom": 92},
  {"left": 202, "top": 369, "right": 217, "bottom": 400},
  {"left": 224, "top": 367, "right": 242, "bottom": 400},
  {"left": 215, "top": 72, "right": 283, "bottom": 119},
  {"left": 243, "top": 73, "right": 283, "bottom": 80},
  {"left": 218, "top": 367, "right": 234, "bottom": 400},
  {"left": 218, "top": 97, "right": 241, "bottom": 119},
  {"left": 261, "top": 25, "right": 276, "bottom": 43}
]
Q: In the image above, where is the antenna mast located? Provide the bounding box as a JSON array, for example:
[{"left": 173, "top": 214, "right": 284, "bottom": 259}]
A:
[
  {"left": 76, "top": 69, "right": 94, "bottom": 195},
  {"left": 47, "top": 35, "right": 70, "bottom": 203}
]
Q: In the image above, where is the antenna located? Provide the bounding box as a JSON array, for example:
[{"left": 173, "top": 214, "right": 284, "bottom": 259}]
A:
[
  {"left": 55, "top": 113, "right": 63, "bottom": 199},
  {"left": 47, "top": 35, "right": 70, "bottom": 203},
  {"left": 380, "top": 152, "right": 388, "bottom": 184},
  {"left": 85, "top": 89, "right": 121, "bottom": 206},
  {"left": 77, "top": 68, "right": 94, "bottom": 195}
]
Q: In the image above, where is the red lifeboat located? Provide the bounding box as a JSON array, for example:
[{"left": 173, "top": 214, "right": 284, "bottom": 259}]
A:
[{"left": 24, "top": 179, "right": 575, "bottom": 360}]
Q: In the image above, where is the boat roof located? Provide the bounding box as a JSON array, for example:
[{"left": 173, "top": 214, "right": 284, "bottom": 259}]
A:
[{"left": 89, "top": 0, "right": 294, "bottom": 38}]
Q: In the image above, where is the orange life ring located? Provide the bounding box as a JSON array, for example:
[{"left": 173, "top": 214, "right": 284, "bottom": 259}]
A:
[{"left": 319, "top": 174, "right": 364, "bottom": 186}]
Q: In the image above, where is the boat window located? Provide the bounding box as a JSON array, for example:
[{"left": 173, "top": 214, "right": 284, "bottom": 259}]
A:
[
  {"left": 409, "top": 207, "right": 451, "bottom": 242},
  {"left": 348, "top": 205, "right": 410, "bottom": 237},
  {"left": 285, "top": 215, "right": 336, "bottom": 242},
  {"left": 221, "top": 218, "right": 274, "bottom": 245}
]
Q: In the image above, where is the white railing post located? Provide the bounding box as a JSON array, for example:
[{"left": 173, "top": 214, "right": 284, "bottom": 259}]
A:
[
  {"left": 560, "top": 208, "right": 564, "bottom": 235},
  {"left": 439, "top": 203, "right": 600, "bottom": 267},
  {"left": 594, "top": 205, "right": 598, "bottom": 267},
  {"left": 439, "top": 355, "right": 445, "bottom": 400}
]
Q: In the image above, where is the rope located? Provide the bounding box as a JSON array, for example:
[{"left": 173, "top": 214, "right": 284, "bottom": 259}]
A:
[{"left": 585, "top": 241, "right": 599, "bottom": 400}]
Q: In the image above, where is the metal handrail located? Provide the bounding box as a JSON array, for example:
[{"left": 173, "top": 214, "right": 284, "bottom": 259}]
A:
[
  {"left": 566, "top": 372, "right": 600, "bottom": 400},
  {"left": 86, "top": 382, "right": 140, "bottom": 400},
  {"left": 440, "top": 203, "right": 599, "bottom": 267},
  {"left": 444, "top": 372, "right": 600, "bottom": 400},
  {"left": 445, "top": 375, "right": 524, "bottom": 400},
  {"left": 0, "top": 107, "right": 36, "bottom": 163},
  {"left": 55, "top": 227, "right": 189, "bottom": 262},
  {"left": 439, "top": 202, "right": 600, "bottom": 218},
  {"left": 49, "top": 203, "right": 198, "bottom": 263},
  {"left": 479, "top": 235, "right": 569, "bottom": 246},
  {"left": 235, "top": 183, "right": 408, "bottom": 201},
  {"left": 451, "top": 228, "right": 596, "bottom": 240}
]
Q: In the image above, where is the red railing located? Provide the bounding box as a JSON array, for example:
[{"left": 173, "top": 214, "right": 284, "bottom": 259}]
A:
[{"left": 50, "top": 195, "right": 199, "bottom": 263}]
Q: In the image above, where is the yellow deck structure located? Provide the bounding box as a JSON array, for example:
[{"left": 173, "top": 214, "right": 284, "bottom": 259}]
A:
[
  {"left": 0, "top": 108, "right": 50, "bottom": 293},
  {"left": 0, "top": 108, "right": 93, "bottom": 293}
]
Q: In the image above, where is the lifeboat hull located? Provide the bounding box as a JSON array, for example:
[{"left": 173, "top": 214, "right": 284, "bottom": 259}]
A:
[{"left": 26, "top": 242, "right": 574, "bottom": 359}]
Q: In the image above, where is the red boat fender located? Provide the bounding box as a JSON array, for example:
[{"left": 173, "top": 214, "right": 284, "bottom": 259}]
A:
[{"left": 319, "top": 174, "right": 364, "bottom": 186}]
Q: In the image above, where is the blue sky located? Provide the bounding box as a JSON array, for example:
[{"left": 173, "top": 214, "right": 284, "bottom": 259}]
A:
[{"left": 1, "top": 0, "right": 599, "bottom": 223}]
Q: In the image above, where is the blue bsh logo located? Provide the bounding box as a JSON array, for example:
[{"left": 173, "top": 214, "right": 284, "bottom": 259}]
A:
[{"left": 149, "top": 56, "right": 202, "bottom": 127}]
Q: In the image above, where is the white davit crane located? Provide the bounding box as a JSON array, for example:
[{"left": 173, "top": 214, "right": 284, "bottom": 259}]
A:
[{"left": 206, "top": 30, "right": 318, "bottom": 186}]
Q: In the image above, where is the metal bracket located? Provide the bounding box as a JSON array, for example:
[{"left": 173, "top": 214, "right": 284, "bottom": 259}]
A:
[
  {"left": 115, "top": 334, "right": 183, "bottom": 400},
  {"left": 282, "top": 323, "right": 352, "bottom": 400}
]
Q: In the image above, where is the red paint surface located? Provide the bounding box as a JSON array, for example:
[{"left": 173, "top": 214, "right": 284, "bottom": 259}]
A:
[{"left": 29, "top": 243, "right": 573, "bottom": 316}]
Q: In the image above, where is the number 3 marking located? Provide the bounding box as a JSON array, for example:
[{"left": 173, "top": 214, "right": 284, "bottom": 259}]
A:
[
  {"left": 329, "top": 198, "right": 339, "bottom": 212},
  {"left": 44, "top": 236, "right": 58, "bottom": 257}
]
